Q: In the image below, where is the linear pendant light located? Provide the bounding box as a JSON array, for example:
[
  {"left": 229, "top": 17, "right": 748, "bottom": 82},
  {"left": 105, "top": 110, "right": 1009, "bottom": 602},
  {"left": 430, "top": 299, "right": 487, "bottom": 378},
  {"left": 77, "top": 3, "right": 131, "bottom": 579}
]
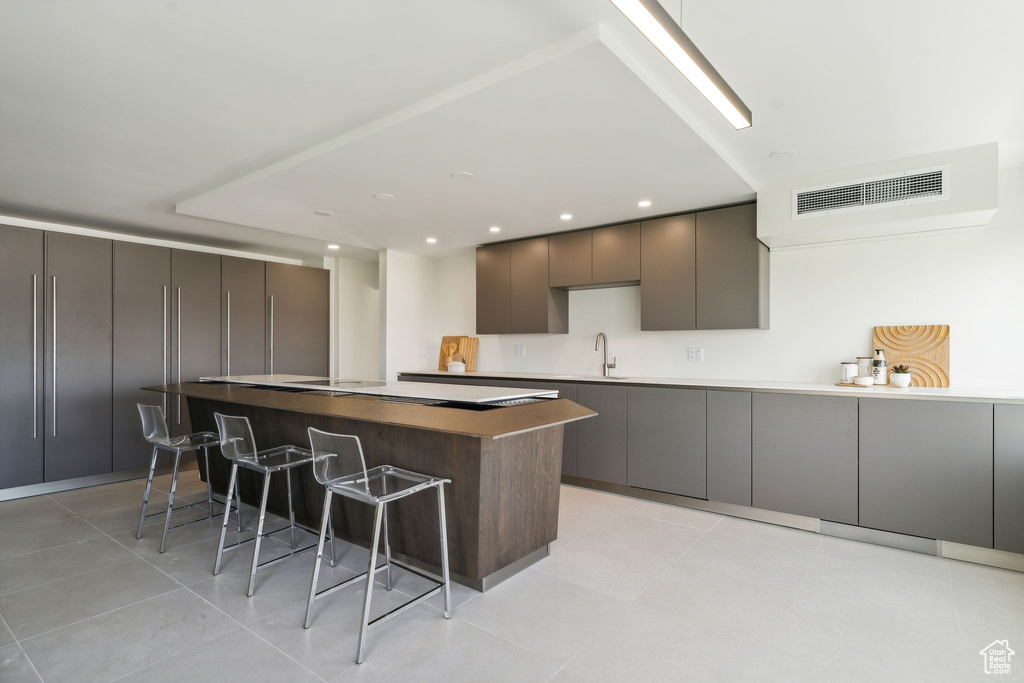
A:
[{"left": 611, "top": 0, "right": 752, "bottom": 129}]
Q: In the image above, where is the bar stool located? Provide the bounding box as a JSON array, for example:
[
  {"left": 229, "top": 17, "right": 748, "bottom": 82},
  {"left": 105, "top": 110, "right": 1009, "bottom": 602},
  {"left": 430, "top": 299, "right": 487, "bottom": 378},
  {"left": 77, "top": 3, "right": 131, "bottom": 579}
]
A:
[
  {"left": 303, "top": 426, "right": 452, "bottom": 664},
  {"left": 136, "top": 404, "right": 243, "bottom": 553},
  {"left": 213, "top": 412, "right": 335, "bottom": 596}
]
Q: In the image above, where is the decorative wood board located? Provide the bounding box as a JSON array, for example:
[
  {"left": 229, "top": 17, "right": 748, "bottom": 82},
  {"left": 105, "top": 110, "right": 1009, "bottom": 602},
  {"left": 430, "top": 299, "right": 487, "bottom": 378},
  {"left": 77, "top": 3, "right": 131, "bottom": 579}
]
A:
[
  {"left": 438, "top": 336, "right": 479, "bottom": 371},
  {"left": 872, "top": 325, "right": 950, "bottom": 387}
]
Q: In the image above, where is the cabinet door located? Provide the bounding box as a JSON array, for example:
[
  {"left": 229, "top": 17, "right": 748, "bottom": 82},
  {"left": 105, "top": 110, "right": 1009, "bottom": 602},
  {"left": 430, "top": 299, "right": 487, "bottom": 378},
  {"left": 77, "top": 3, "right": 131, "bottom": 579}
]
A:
[
  {"left": 266, "top": 263, "right": 329, "bottom": 376},
  {"left": 44, "top": 233, "right": 113, "bottom": 481},
  {"left": 696, "top": 204, "right": 766, "bottom": 330},
  {"left": 627, "top": 386, "right": 706, "bottom": 498},
  {"left": 171, "top": 250, "right": 221, "bottom": 436},
  {"left": 860, "top": 399, "right": 993, "bottom": 547},
  {"left": 995, "top": 404, "right": 1024, "bottom": 553},
  {"left": 113, "top": 243, "right": 170, "bottom": 472},
  {"left": 222, "top": 257, "right": 266, "bottom": 376},
  {"left": 577, "top": 383, "right": 627, "bottom": 484},
  {"left": 510, "top": 237, "right": 567, "bottom": 334},
  {"left": 534, "top": 381, "right": 578, "bottom": 477},
  {"left": 752, "top": 393, "right": 858, "bottom": 523},
  {"left": 476, "top": 243, "right": 510, "bottom": 334},
  {"left": 0, "top": 225, "right": 44, "bottom": 488},
  {"left": 640, "top": 215, "right": 695, "bottom": 330},
  {"left": 548, "top": 230, "right": 592, "bottom": 288},
  {"left": 707, "top": 390, "right": 751, "bottom": 506},
  {"left": 593, "top": 223, "right": 640, "bottom": 285}
]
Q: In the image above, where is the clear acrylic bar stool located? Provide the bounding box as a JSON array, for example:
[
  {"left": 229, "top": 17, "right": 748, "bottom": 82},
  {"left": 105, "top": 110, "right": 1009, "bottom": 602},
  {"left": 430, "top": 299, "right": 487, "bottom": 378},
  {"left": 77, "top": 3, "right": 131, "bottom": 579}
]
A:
[
  {"left": 303, "top": 427, "right": 452, "bottom": 664},
  {"left": 136, "top": 404, "right": 243, "bottom": 553},
  {"left": 213, "top": 412, "right": 335, "bottom": 596}
]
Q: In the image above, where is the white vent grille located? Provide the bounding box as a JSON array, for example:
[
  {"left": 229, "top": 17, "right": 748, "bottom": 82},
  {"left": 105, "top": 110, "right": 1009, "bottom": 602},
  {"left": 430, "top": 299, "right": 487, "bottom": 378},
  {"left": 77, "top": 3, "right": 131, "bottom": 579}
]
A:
[{"left": 793, "top": 166, "right": 948, "bottom": 219}]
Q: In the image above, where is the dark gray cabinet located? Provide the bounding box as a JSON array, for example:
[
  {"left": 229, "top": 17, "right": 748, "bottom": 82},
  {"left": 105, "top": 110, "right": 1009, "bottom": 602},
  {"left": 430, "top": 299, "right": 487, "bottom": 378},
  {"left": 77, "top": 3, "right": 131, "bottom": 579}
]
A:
[
  {"left": 113, "top": 243, "right": 170, "bottom": 472},
  {"left": 593, "top": 223, "right": 640, "bottom": 285},
  {"left": 266, "top": 263, "right": 330, "bottom": 376},
  {"left": 640, "top": 214, "right": 696, "bottom": 330},
  {"left": 171, "top": 250, "right": 221, "bottom": 436},
  {"left": 627, "top": 386, "right": 706, "bottom": 498},
  {"left": 752, "top": 393, "right": 858, "bottom": 524},
  {"left": 707, "top": 390, "right": 751, "bottom": 506},
  {"left": 399, "top": 374, "right": 482, "bottom": 386},
  {"left": 995, "top": 404, "right": 1024, "bottom": 553},
  {"left": 534, "top": 381, "right": 578, "bottom": 476},
  {"left": 222, "top": 257, "right": 266, "bottom": 376},
  {"left": 577, "top": 383, "right": 627, "bottom": 484},
  {"left": 860, "top": 399, "right": 993, "bottom": 547},
  {"left": 0, "top": 225, "right": 44, "bottom": 488},
  {"left": 510, "top": 237, "right": 567, "bottom": 334},
  {"left": 476, "top": 243, "right": 511, "bottom": 334},
  {"left": 548, "top": 231, "right": 592, "bottom": 288},
  {"left": 480, "top": 379, "right": 536, "bottom": 389},
  {"left": 44, "top": 233, "right": 113, "bottom": 481},
  {"left": 695, "top": 204, "right": 767, "bottom": 330}
]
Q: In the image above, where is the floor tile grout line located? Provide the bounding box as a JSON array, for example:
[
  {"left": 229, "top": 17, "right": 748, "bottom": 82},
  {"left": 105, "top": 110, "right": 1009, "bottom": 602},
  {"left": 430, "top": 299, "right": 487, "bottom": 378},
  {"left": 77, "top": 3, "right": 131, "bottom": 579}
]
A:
[
  {"left": 945, "top": 558, "right": 971, "bottom": 674},
  {"left": 241, "top": 625, "right": 330, "bottom": 682},
  {"left": 9, "top": 639, "right": 45, "bottom": 683}
]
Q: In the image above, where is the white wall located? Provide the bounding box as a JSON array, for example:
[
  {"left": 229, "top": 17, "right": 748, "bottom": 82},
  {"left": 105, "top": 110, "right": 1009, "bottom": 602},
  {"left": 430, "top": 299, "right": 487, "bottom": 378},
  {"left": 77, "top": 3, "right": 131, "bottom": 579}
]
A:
[
  {"left": 420, "top": 165, "right": 1024, "bottom": 389},
  {"left": 334, "top": 256, "right": 380, "bottom": 379},
  {"left": 379, "top": 249, "right": 442, "bottom": 380}
]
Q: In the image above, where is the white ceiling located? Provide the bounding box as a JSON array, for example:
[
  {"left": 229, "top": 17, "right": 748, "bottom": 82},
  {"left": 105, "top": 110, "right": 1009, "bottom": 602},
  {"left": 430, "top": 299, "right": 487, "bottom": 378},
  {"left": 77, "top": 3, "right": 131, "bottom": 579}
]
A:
[{"left": 1, "top": 1, "right": 1021, "bottom": 258}]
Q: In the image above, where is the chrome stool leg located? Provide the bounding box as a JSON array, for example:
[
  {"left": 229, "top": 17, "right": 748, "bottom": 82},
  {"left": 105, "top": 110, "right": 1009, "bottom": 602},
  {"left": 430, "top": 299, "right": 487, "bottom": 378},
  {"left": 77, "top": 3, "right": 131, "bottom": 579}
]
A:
[
  {"left": 381, "top": 477, "right": 392, "bottom": 590},
  {"left": 159, "top": 450, "right": 182, "bottom": 553},
  {"left": 286, "top": 467, "right": 297, "bottom": 549},
  {"left": 203, "top": 447, "right": 215, "bottom": 518},
  {"left": 437, "top": 483, "right": 452, "bottom": 619},
  {"left": 328, "top": 511, "right": 336, "bottom": 567},
  {"left": 305, "top": 490, "right": 333, "bottom": 628},
  {"left": 214, "top": 463, "right": 239, "bottom": 575},
  {"left": 247, "top": 471, "right": 273, "bottom": 597},
  {"left": 137, "top": 445, "right": 160, "bottom": 539},
  {"left": 356, "top": 502, "right": 385, "bottom": 664},
  {"left": 234, "top": 483, "right": 243, "bottom": 532}
]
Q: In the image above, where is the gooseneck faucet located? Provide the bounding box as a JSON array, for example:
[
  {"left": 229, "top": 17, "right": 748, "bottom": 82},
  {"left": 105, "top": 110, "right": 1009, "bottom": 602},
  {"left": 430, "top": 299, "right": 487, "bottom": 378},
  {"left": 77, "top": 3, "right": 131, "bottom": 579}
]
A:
[{"left": 595, "top": 332, "right": 616, "bottom": 377}]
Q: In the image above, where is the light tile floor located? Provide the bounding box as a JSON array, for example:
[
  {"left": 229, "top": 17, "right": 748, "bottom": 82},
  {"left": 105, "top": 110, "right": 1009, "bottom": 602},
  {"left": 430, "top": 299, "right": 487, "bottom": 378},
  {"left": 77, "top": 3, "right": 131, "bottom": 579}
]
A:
[{"left": 1, "top": 470, "right": 1022, "bottom": 681}]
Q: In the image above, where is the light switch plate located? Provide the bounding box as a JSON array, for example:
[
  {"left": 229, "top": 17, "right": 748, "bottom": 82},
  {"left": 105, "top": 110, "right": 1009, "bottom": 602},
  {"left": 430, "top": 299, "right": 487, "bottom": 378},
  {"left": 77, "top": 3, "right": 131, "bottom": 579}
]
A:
[
  {"left": 687, "top": 347, "right": 704, "bottom": 363},
  {"left": 514, "top": 344, "right": 527, "bottom": 358},
  {"left": 415, "top": 346, "right": 427, "bottom": 358}
]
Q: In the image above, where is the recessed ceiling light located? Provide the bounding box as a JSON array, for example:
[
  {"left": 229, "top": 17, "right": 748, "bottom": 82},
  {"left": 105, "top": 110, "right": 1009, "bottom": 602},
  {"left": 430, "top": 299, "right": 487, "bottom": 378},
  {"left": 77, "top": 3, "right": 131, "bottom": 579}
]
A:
[
  {"left": 374, "top": 193, "right": 394, "bottom": 201},
  {"left": 426, "top": 237, "right": 437, "bottom": 244},
  {"left": 560, "top": 214, "right": 573, "bottom": 221},
  {"left": 769, "top": 150, "right": 795, "bottom": 160},
  {"left": 327, "top": 244, "right": 340, "bottom": 250},
  {"left": 637, "top": 200, "right": 652, "bottom": 208},
  {"left": 489, "top": 226, "right": 501, "bottom": 233},
  {"left": 313, "top": 210, "right": 333, "bottom": 217},
  {"left": 611, "top": 0, "right": 752, "bottom": 130},
  {"left": 451, "top": 171, "right": 475, "bottom": 181}
]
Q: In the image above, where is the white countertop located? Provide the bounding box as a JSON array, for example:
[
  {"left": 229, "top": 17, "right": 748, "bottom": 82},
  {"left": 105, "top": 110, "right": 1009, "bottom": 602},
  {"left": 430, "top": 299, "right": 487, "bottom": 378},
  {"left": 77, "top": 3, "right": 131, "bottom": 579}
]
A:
[{"left": 398, "top": 370, "right": 1024, "bottom": 405}]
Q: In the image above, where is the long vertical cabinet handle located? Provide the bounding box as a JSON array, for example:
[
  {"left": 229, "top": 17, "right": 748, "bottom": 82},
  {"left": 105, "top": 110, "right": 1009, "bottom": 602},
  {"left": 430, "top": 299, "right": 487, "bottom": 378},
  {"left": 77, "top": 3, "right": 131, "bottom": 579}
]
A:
[
  {"left": 51, "top": 276, "right": 56, "bottom": 436},
  {"left": 162, "top": 285, "right": 168, "bottom": 416},
  {"left": 269, "top": 294, "right": 274, "bottom": 374},
  {"left": 32, "top": 274, "right": 37, "bottom": 439},
  {"left": 226, "top": 291, "right": 231, "bottom": 376},
  {"left": 176, "top": 286, "right": 182, "bottom": 424}
]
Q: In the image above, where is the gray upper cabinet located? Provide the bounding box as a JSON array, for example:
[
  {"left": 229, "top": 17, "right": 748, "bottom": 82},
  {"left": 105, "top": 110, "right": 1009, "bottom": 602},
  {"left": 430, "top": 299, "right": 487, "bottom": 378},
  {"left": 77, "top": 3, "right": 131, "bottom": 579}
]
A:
[
  {"left": 113, "top": 243, "right": 170, "bottom": 472},
  {"left": 627, "top": 386, "right": 706, "bottom": 498},
  {"left": 475, "top": 243, "right": 511, "bottom": 335},
  {"left": 707, "top": 390, "right": 752, "bottom": 506},
  {"left": 266, "top": 263, "right": 329, "bottom": 376},
  {"left": 510, "top": 237, "right": 567, "bottom": 334},
  {"left": 593, "top": 223, "right": 640, "bottom": 285},
  {"left": 534, "top": 381, "right": 578, "bottom": 476},
  {"left": 860, "top": 399, "right": 993, "bottom": 547},
  {"left": 45, "top": 233, "right": 113, "bottom": 481},
  {"left": 696, "top": 204, "right": 768, "bottom": 330},
  {"left": 222, "top": 257, "right": 266, "bottom": 376},
  {"left": 171, "top": 250, "right": 221, "bottom": 436},
  {"left": 576, "top": 383, "right": 627, "bottom": 484},
  {"left": 548, "top": 230, "right": 592, "bottom": 288},
  {"left": 752, "top": 393, "right": 858, "bottom": 524},
  {"left": 995, "top": 404, "right": 1024, "bottom": 553},
  {"left": 0, "top": 225, "right": 44, "bottom": 488},
  {"left": 640, "top": 214, "right": 696, "bottom": 330}
]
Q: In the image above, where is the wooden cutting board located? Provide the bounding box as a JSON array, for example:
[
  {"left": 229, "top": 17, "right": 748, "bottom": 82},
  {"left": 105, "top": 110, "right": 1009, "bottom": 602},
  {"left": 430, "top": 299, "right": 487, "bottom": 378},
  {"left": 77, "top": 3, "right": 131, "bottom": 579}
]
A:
[
  {"left": 437, "top": 336, "right": 478, "bottom": 372},
  {"left": 872, "top": 325, "right": 950, "bottom": 387}
]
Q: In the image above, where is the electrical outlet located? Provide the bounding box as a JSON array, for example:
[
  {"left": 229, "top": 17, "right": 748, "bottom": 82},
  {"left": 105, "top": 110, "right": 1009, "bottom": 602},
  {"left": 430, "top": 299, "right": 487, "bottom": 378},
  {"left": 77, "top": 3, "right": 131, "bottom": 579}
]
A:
[
  {"left": 415, "top": 346, "right": 427, "bottom": 358},
  {"left": 687, "top": 347, "right": 704, "bottom": 363},
  {"left": 514, "top": 344, "right": 527, "bottom": 358}
]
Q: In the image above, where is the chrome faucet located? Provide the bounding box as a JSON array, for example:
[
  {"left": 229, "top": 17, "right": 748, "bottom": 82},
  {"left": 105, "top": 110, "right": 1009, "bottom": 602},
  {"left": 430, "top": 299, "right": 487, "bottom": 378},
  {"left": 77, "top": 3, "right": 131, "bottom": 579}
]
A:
[{"left": 595, "top": 332, "right": 616, "bottom": 377}]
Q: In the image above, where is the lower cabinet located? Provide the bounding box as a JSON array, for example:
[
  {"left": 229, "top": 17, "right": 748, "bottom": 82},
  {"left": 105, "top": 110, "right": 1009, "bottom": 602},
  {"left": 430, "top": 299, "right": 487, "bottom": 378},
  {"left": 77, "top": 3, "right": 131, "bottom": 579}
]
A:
[
  {"left": 627, "top": 386, "right": 706, "bottom": 498},
  {"left": 707, "top": 390, "right": 752, "bottom": 506},
  {"left": 534, "top": 381, "right": 578, "bottom": 477},
  {"left": 577, "top": 383, "right": 627, "bottom": 484},
  {"left": 995, "top": 404, "right": 1024, "bottom": 553},
  {"left": 752, "top": 393, "right": 858, "bottom": 524},
  {"left": 860, "top": 399, "right": 993, "bottom": 548}
]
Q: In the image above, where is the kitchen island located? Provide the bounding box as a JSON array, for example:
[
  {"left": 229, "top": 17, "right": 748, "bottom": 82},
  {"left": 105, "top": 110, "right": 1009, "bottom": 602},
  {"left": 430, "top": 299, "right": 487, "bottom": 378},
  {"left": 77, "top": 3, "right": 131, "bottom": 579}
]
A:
[{"left": 147, "top": 376, "right": 595, "bottom": 590}]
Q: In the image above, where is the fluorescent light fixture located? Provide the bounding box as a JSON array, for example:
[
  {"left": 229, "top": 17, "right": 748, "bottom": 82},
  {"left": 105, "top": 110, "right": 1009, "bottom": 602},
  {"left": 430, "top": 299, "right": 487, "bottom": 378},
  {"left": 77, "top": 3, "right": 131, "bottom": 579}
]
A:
[
  {"left": 426, "top": 237, "right": 437, "bottom": 244},
  {"left": 560, "top": 214, "right": 573, "bottom": 221},
  {"left": 611, "top": 0, "right": 752, "bottom": 129},
  {"left": 637, "top": 200, "right": 652, "bottom": 208},
  {"left": 489, "top": 226, "right": 501, "bottom": 233},
  {"left": 327, "top": 244, "right": 340, "bottom": 250}
]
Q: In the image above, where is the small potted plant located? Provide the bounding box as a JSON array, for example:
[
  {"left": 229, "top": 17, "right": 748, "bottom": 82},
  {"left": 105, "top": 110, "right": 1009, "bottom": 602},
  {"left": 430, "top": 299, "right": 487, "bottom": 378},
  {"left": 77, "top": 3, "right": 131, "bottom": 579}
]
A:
[{"left": 890, "top": 364, "right": 912, "bottom": 388}]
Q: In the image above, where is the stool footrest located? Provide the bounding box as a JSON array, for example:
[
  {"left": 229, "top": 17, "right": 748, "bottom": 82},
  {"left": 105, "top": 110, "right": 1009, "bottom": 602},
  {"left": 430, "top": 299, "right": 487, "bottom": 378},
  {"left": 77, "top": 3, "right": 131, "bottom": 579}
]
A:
[
  {"left": 143, "top": 497, "right": 228, "bottom": 519},
  {"left": 315, "top": 562, "right": 390, "bottom": 600},
  {"left": 369, "top": 584, "right": 442, "bottom": 630}
]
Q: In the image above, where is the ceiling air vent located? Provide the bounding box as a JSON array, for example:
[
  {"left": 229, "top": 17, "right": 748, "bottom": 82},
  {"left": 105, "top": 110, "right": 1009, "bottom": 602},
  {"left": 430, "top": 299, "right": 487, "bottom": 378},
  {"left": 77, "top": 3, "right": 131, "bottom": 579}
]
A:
[{"left": 793, "top": 165, "right": 949, "bottom": 219}]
